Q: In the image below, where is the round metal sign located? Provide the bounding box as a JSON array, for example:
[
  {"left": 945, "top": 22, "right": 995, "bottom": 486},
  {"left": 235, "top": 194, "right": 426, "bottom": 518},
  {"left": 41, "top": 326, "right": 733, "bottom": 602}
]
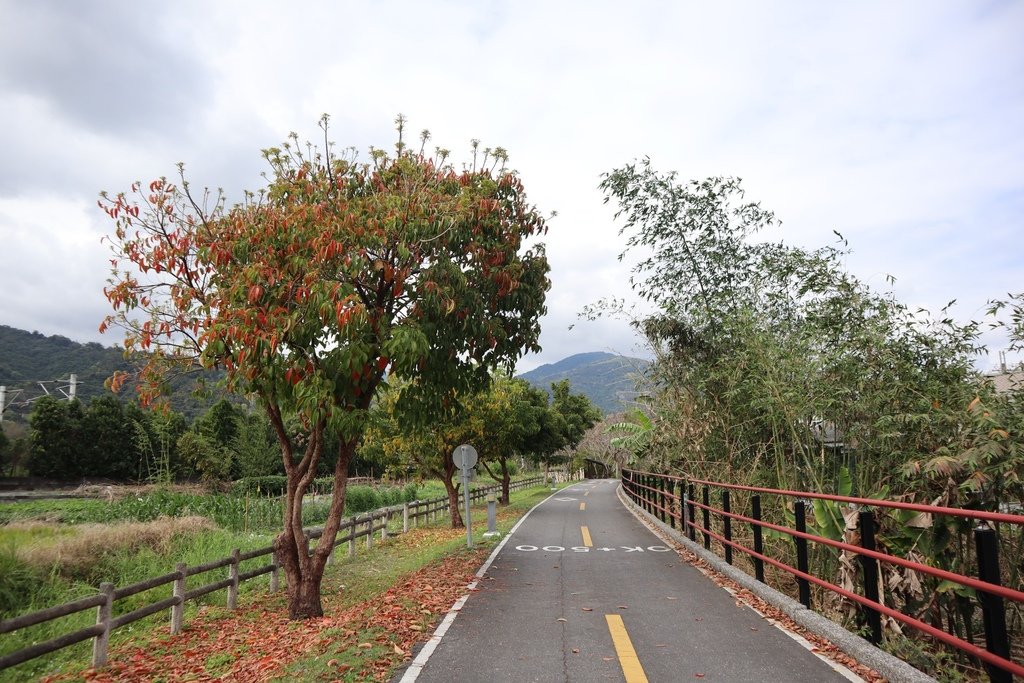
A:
[{"left": 453, "top": 444, "right": 478, "bottom": 469}]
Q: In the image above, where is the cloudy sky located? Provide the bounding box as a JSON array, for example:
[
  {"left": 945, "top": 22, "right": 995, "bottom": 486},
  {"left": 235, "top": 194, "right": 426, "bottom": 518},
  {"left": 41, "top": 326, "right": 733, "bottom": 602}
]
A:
[{"left": 0, "top": 0, "right": 1021, "bottom": 373}]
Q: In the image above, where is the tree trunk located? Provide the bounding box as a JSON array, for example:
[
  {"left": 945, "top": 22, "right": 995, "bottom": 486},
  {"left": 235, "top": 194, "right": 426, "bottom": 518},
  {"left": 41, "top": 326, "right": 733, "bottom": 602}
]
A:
[
  {"left": 276, "top": 525, "right": 326, "bottom": 619},
  {"left": 287, "top": 555, "right": 325, "bottom": 619},
  {"left": 500, "top": 458, "right": 510, "bottom": 505},
  {"left": 275, "top": 432, "right": 356, "bottom": 620},
  {"left": 444, "top": 475, "right": 464, "bottom": 528}
]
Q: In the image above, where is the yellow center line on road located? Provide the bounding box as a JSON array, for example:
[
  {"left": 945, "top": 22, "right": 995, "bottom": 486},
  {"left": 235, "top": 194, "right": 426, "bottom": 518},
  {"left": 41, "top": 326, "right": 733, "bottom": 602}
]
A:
[
  {"left": 581, "top": 525, "right": 593, "bottom": 547},
  {"left": 580, "top": 502, "right": 586, "bottom": 511},
  {"left": 605, "top": 614, "right": 649, "bottom": 683},
  {"left": 585, "top": 490, "right": 590, "bottom": 496}
]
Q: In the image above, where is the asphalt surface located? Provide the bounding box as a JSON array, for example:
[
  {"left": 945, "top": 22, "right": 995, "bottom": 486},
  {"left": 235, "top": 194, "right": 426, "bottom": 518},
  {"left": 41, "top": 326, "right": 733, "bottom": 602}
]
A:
[{"left": 398, "top": 480, "right": 857, "bottom": 683}]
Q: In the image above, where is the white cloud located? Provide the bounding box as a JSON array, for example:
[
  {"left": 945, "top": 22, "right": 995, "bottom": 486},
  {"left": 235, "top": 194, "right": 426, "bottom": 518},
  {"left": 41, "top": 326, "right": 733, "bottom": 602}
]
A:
[{"left": 0, "top": 0, "right": 1020, "bottom": 374}]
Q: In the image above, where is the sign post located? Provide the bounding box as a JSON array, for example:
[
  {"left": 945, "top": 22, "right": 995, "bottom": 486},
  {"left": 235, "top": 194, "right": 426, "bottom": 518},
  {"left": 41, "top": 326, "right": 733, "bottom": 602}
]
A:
[{"left": 453, "top": 444, "right": 478, "bottom": 548}]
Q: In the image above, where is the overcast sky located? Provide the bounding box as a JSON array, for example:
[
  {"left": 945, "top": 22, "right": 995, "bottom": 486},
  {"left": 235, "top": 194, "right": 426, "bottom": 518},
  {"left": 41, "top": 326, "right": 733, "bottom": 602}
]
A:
[{"left": 0, "top": 0, "right": 1021, "bottom": 374}]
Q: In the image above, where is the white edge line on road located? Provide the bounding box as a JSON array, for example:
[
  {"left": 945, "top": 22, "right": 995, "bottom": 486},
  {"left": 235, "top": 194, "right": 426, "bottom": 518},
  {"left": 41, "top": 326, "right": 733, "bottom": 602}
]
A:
[{"left": 398, "top": 487, "right": 567, "bottom": 682}]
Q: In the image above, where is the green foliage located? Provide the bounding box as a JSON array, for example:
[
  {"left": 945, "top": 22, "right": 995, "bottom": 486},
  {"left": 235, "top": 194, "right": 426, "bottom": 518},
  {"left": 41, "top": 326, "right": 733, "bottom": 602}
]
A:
[
  {"left": 177, "top": 431, "right": 232, "bottom": 483},
  {"left": 597, "top": 162, "right": 988, "bottom": 498},
  {"left": 608, "top": 408, "right": 654, "bottom": 461},
  {"left": 232, "top": 475, "right": 289, "bottom": 497},
  {"left": 0, "top": 426, "right": 9, "bottom": 474},
  {"left": 0, "top": 544, "right": 47, "bottom": 617},
  {"left": 28, "top": 396, "right": 84, "bottom": 478},
  {"left": 81, "top": 396, "right": 138, "bottom": 480},
  {"left": 232, "top": 412, "right": 281, "bottom": 478},
  {"left": 551, "top": 379, "right": 602, "bottom": 451}
]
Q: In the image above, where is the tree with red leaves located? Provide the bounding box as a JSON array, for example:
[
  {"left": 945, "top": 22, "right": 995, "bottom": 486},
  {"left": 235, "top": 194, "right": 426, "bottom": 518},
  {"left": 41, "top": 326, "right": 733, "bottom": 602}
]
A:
[{"left": 99, "top": 115, "right": 551, "bottom": 619}]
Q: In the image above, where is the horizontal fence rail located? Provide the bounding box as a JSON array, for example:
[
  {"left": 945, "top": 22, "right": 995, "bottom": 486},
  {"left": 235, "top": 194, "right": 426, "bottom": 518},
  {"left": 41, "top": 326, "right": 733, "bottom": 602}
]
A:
[
  {"left": 0, "top": 476, "right": 543, "bottom": 673},
  {"left": 621, "top": 468, "right": 1024, "bottom": 682}
]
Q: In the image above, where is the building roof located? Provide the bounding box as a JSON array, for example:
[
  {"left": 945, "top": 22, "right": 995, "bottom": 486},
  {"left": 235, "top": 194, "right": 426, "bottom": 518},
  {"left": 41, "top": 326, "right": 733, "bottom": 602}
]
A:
[{"left": 989, "top": 371, "right": 1024, "bottom": 394}]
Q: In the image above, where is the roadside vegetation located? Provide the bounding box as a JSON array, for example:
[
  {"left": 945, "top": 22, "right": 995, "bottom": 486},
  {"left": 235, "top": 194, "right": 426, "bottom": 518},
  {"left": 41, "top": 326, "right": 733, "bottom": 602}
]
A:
[
  {"left": 586, "top": 162, "right": 1024, "bottom": 680},
  {"left": 0, "top": 482, "right": 552, "bottom": 682}
]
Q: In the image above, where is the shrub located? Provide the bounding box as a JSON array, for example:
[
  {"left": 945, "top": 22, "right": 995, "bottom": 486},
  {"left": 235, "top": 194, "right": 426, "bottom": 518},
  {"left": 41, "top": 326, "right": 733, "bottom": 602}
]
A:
[
  {"left": 231, "top": 476, "right": 288, "bottom": 497},
  {"left": 344, "top": 486, "right": 378, "bottom": 514},
  {"left": 13, "top": 516, "right": 216, "bottom": 582},
  {"left": 0, "top": 546, "right": 45, "bottom": 617}
]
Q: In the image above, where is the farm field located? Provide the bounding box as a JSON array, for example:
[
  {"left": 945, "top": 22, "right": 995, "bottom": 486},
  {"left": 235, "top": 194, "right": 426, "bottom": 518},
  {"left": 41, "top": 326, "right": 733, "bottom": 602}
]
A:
[{"left": 1, "top": 479, "right": 548, "bottom": 681}]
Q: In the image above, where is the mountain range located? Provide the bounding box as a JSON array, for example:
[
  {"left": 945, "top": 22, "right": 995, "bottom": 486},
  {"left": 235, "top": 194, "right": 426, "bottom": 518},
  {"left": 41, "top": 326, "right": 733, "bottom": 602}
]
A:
[
  {"left": 516, "top": 351, "right": 649, "bottom": 415},
  {"left": 0, "top": 325, "right": 647, "bottom": 422}
]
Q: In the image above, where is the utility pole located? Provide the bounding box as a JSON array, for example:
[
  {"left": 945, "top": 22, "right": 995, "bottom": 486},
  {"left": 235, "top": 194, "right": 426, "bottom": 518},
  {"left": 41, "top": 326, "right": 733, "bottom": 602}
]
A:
[{"left": 0, "top": 386, "right": 5, "bottom": 424}]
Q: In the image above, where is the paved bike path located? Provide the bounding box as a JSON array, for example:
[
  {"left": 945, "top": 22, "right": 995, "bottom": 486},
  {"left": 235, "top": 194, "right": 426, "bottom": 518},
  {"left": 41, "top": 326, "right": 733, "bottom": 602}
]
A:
[{"left": 398, "top": 480, "right": 856, "bottom": 682}]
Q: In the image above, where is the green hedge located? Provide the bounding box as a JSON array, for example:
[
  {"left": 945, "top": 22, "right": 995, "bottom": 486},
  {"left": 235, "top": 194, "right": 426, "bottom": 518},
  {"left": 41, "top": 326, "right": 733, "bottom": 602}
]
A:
[{"left": 229, "top": 478, "right": 419, "bottom": 515}]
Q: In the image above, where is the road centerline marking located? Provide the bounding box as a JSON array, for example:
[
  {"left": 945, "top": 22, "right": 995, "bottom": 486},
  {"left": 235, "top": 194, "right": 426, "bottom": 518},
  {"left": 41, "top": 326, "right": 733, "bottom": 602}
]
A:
[
  {"left": 580, "top": 502, "right": 586, "bottom": 511},
  {"left": 605, "top": 614, "right": 649, "bottom": 683},
  {"left": 581, "top": 525, "right": 593, "bottom": 547}
]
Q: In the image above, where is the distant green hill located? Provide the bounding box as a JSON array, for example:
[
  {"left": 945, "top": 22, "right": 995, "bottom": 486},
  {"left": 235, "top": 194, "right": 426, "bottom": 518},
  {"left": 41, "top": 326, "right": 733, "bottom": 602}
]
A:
[
  {"left": 516, "top": 352, "right": 649, "bottom": 414},
  {"left": 0, "top": 325, "right": 227, "bottom": 423},
  {"left": 0, "top": 326, "right": 129, "bottom": 419}
]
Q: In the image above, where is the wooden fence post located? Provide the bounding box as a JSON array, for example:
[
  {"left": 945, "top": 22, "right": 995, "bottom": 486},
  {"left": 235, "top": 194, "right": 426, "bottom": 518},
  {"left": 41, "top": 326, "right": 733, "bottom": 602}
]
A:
[
  {"left": 366, "top": 517, "right": 374, "bottom": 550},
  {"left": 171, "top": 563, "right": 186, "bottom": 635},
  {"left": 382, "top": 511, "right": 390, "bottom": 541},
  {"left": 348, "top": 521, "right": 357, "bottom": 558},
  {"left": 403, "top": 503, "right": 410, "bottom": 533},
  {"left": 228, "top": 548, "right": 239, "bottom": 610},
  {"left": 92, "top": 582, "right": 114, "bottom": 667}
]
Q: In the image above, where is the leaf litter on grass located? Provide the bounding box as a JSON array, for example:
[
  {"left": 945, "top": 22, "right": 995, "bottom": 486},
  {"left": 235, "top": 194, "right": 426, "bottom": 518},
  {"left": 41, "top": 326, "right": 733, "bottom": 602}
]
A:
[{"left": 42, "top": 525, "right": 494, "bottom": 682}]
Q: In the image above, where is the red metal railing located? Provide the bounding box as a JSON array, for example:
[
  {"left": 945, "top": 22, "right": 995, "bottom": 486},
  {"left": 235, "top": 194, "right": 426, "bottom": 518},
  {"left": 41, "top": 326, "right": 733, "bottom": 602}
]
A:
[{"left": 621, "top": 468, "right": 1023, "bottom": 682}]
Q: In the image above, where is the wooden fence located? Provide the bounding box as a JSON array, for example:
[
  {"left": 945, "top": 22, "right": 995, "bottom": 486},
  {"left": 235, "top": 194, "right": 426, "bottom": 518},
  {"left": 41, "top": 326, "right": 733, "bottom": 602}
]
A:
[{"left": 0, "top": 476, "right": 543, "bottom": 673}]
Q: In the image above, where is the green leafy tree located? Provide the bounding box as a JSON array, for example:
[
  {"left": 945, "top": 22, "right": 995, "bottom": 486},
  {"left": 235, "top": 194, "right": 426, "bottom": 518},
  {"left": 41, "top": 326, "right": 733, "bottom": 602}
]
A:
[
  {"left": 27, "top": 397, "right": 84, "bottom": 478},
  {"left": 177, "top": 430, "right": 232, "bottom": 482},
  {"left": 472, "top": 375, "right": 546, "bottom": 504},
  {"left": 199, "top": 400, "right": 240, "bottom": 450},
  {"left": 233, "top": 412, "right": 283, "bottom": 478},
  {"left": 127, "top": 403, "right": 189, "bottom": 482},
  {"left": 0, "top": 427, "right": 9, "bottom": 475},
  {"left": 81, "top": 396, "right": 140, "bottom": 479},
  {"left": 100, "top": 115, "right": 550, "bottom": 618},
  {"left": 607, "top": 408, "right": 654, "bottom": 462},
  {"left": 551, "top": 379, "right": 602, "bottom": 452},
  {"left": 597, "top": 162, "right": 982, "bottom": 495},
  {"left": 362, "top": 379, "right": 475, "bottom": 527}
]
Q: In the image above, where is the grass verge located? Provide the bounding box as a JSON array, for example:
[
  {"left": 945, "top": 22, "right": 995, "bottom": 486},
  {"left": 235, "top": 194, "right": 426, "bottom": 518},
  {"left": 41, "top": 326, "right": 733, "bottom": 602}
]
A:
[{"left": 4, "top": 484, "right": 555, "bottom": 682}]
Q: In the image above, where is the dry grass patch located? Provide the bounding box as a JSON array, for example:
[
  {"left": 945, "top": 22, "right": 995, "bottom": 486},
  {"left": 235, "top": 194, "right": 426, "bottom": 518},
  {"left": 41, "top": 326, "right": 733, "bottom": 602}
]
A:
[{"left": 14, "top": 516, "right": 217, "bottom": 576}]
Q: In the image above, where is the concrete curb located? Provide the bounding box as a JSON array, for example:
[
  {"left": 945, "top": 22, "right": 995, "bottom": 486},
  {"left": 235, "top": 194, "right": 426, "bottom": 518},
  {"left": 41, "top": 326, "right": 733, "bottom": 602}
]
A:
[{"left": 617, "top": 484, "right": 937, "bottom": 683}]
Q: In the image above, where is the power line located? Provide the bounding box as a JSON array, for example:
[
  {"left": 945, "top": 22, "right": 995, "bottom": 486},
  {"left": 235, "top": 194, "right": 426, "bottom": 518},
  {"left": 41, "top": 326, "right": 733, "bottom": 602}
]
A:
[{"left": 0, "top": 374, "right": 79, "bottom": 423}]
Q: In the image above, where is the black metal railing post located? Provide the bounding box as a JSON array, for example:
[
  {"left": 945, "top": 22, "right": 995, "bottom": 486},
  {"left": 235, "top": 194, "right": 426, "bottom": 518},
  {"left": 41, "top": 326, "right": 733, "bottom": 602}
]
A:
[
  {"left": 669, "top": 479, "right": 678, "bottom": 530},
  {"left": 975, "top": 525, "right": 1011, "bottom": 683},
  {"left": 687, "top": 483, "right": 696, "bottom": 542},
  {"left": 722, "top": 490, "right": 732, "bottom": 564},
  {"left": 751, "top": 495, "right": 764, "bottom": 582},
  {"left": 702, "top": 485, "right": 711, "bottom": 550},
  {"left": 660, "top": 477, "right": 668, "bottom": 523},
  {"left": 794, "top": 501, "right": 811, "bottom": 608},
  {"left": 859, "top": 510, "right": 883, "bottom": 645}
]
